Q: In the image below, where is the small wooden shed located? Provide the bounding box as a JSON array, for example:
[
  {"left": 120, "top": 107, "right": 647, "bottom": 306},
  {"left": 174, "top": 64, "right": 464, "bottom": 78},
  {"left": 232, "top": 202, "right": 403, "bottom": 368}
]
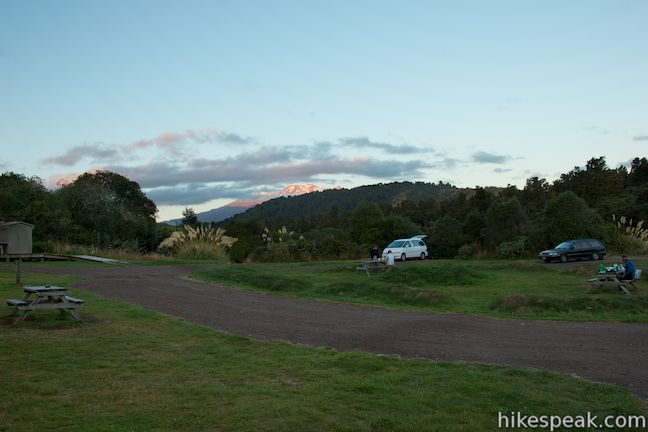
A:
[{"left": 0, "top": 221, "right": 34, "bottom": 255}]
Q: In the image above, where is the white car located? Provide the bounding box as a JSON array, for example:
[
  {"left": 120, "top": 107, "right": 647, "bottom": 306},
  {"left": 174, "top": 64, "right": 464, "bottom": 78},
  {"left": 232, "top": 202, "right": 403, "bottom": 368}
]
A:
[{"left": 382, "top": 235, "right": 428, "bottom": 261}]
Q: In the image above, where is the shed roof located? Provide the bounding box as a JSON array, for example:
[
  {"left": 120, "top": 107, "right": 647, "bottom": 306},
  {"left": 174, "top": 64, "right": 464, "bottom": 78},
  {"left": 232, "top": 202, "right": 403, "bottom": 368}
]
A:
[{"left": 0, "top": 221, "right": 34, "bottom": 229}]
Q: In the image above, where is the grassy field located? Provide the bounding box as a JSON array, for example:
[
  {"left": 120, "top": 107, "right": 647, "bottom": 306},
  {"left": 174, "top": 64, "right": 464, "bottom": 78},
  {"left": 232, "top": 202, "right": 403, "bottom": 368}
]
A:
[
  {"left": 1, "top": 269, "right": 647, "bottom": 431},
  {"left": 193, "top": 258, "right": 648, "bottom": 322}
]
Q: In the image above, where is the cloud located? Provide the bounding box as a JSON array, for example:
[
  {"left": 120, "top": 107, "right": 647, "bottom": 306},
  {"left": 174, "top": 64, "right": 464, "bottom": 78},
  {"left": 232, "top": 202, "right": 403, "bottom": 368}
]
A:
[
  {"left": 217, "top": 132, "right": 256, "bottom": 145},
  {"left": 471, "top": 151, "right": 513, "bottom": 164},
  {"left": 47, "top": 172, "right": 80, "bottom": 188},
  {"left": 633, "top": 135, "right": 648, "bottom": 141},
  {"left": 429, "top": 158, "right": 460, "bottom": 169},
  {"left": 583, "top": 126, "right": 611, "bottom": 135},
  {"left": 493, "top": 168, "right": 513, "bottom": 174},
  {"left": 0, "top": 160, "right": 8, "bottom": 170},
  {"left": 338, "top": 136, "right": 431, "bottom": 154},
  {"left": 42, "top": 127, "right": 255, "bottom": 166},
  {"left": 44, "top": 131, "right": 440, "bottom": 206},
  {"left": 100, "top": 149, "right": 432, "bottom": 206},
  {"left": 41, "top": 144, "right": 121, "bottom": 166},
  {"left": 128, "top": 128, "right": 254, "bottom": 153},
  {"left": 109, "top": 156, "right": 430, "bottom": 189},
  {"left": 146, "top": 184, "right": 251, "bottom": 205}
]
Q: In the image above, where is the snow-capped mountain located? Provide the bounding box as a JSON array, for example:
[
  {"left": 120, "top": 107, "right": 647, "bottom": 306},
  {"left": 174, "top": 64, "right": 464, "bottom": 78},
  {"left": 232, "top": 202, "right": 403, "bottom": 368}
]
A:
[
  {"left": 163, "top": 184, "right": 323, "bottom": 224},
  {"left": 279, "top": 184, "right": 323, "bottom": 196}
]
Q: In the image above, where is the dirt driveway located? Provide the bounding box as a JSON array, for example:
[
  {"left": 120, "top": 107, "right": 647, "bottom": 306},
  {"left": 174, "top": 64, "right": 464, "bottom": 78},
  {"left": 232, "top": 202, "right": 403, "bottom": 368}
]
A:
[{"left": 8, "top": 262, "right": 648, "bottom": 398}]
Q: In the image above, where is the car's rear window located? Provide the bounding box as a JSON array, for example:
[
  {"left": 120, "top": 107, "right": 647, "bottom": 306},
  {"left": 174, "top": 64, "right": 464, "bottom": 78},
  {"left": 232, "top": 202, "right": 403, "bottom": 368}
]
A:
[{"left": 588, "top": 240, "right": 603, "bottom": 248}]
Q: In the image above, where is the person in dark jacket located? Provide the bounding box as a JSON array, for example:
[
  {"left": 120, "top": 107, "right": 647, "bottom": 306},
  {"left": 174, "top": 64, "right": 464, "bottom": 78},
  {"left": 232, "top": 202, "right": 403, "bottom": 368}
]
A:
[
  {"left": 621, "top": 255, "right": 636, "bottom": 281},
  {"left": 370, "top": 244, "right": 380, "bottom": 261}
]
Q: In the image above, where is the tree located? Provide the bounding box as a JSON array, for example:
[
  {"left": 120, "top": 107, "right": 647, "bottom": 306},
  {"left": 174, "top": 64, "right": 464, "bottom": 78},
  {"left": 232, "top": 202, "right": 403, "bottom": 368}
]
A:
[
  {"left": 542, "top": 191, "right": 606, "bottom": 245},
  {"left": 349, "top": 202, "right": 384, "bottom": 245},
  {"left": 483, "top": 198, "right": 529, "bottom": 249},
  {"left": 522, "top": 177, "right": 550, "bottom": 217},
  {"left": 428, "top": 215, "right": 465, "bottom": 258},
  {"left": 467, "top": 187, "right": 495, "bottom": 213},
  {"left": 381, "top": 215, "right": 419, "bottom": 243},
  {"left": 553, "top": 157, "right": 624, "bottom": 205},
  {"left": 628, "top": 157, "right": 648, "bottom": 187},
  {"left": 462, "top": 209, "right": 485, "bottom": 243},
  {"left": 182, "top": 207, "right": 199, "bottom": 227},
  {"left": 57, "top": 171, "right": 157, "bottom": 249},
  {"left": 0, "top": 172, "right": 67, "bottom": 244}
]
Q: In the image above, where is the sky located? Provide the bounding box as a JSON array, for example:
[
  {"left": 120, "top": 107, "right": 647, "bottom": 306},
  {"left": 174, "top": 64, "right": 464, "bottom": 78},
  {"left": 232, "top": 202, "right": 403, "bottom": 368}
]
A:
[{"left": 1, "top": 0, "right": 647, "bottom": 221}]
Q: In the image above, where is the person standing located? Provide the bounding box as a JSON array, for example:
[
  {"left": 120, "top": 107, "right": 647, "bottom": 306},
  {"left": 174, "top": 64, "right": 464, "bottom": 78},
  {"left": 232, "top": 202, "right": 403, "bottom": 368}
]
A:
[{"left": 370, "top": 244, "right": 380, "bottom": 261}]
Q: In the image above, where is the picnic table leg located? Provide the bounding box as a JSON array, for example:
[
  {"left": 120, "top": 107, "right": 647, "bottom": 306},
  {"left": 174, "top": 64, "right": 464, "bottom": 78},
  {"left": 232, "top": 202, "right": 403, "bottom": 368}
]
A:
[
  {"left": 67, "top": 308, "right": 82, "bottom": 321},
  {"left": 619, "top": 284, "right": 631, "bottom": 295},
  {"left": 14, "top": 310, "right": 30, "bottom": 324}
]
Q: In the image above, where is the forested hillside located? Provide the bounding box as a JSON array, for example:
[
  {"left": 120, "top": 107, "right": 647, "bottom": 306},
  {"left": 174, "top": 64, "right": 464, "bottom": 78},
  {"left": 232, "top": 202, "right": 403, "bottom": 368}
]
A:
[{"left": 220, "top": 157, "right": 648, "bottom": 262}]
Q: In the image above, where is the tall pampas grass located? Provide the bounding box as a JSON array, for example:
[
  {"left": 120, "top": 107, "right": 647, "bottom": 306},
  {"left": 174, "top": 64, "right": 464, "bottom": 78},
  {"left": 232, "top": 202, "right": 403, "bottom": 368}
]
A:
[
  {"left": 611, "top": 215, "right": 648, "bottom": 254},
  {"left": 159, "top": 225, "right": 237, "bottom": 260}
]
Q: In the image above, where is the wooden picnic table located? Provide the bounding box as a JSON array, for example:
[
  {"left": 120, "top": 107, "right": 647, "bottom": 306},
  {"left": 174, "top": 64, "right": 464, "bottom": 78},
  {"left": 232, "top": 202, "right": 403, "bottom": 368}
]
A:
[
  {"left": 586, "top": 273, "right": 637, "bottom": 295},
  {"left": 356, "top": 260, "right": 389, "bottom": 276},
  {"left": 6, "top": 285, "right": 84, "bottom": 323}
]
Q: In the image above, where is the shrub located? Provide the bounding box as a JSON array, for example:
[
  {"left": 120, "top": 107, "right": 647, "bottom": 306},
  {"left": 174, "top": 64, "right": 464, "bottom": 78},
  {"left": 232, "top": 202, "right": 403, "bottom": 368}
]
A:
[
  {"left": 496, "top": 237, "right": 529, "bottom": 259},
  {"left": 456, "top": 244, "right": 476, "bottom": 260},
  {"left": 158, "top": 225, "right": 237, "bottom": 260},
  {"left": 251, "top": 226, "right": 315, "bottom": 262},
  {"left": 609, "top": 215, "right": 648, "bottom": 254}
]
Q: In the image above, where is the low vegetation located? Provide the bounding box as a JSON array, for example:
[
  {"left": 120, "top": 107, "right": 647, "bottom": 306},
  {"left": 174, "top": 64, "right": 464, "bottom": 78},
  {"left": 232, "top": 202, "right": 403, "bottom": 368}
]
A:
[
  {"left": 194, "top": 258, "right": 648, "bottom": 322},
  {"left": 1, "top": 269, "right": 646, "bottom": 431},
  {"left": 158, "top": 225, "right": 237, "bottom": 260}
]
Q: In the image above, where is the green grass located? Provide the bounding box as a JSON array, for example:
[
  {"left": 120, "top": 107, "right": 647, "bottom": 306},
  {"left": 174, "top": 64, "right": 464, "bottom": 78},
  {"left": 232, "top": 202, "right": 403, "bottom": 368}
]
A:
[
  {"left": 124, "top": 257, "right": 218, "bottom": 266},
  {"left": 1, "top": 269, "right": 646, "bottom": 431},
  {"left": 193, "top": 259, "right": 648, "bottom": 322}
]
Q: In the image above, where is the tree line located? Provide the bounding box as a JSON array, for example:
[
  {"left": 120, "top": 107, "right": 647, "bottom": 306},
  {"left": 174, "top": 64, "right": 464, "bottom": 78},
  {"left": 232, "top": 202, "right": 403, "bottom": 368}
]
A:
[
  {"left": 1, "top": 156, "right": 647, "bottom": 260},
  {"left": 219, "top": 156, "right": 648, "bottom": 261},
  {"left": 0, "top": 171, "right": 161, "bottom": 252}
]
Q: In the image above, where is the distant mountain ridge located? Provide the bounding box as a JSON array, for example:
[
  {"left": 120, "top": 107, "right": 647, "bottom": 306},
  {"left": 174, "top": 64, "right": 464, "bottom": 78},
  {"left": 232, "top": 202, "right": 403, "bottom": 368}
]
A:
[
  {"left": 222, "top": 181, "right": 489, "bottom": 227},
  {"left": 163, "top": 184, "right": 323, "bottom": 224}
]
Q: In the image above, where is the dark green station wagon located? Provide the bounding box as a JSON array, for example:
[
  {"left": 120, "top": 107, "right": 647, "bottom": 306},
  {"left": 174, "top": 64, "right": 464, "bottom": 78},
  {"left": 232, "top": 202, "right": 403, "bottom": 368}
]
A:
[{"left": 538, "top": 239, "right": 606, "bottom": 263}]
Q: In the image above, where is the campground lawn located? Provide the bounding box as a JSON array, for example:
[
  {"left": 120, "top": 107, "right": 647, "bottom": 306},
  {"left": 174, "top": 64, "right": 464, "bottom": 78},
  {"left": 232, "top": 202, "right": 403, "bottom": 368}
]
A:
[
  {"left": 1, "top": 268, "right": 647, "bottom": 431},
  {"left": 193, "top": 258, "right": 648, "bottom": 322}
]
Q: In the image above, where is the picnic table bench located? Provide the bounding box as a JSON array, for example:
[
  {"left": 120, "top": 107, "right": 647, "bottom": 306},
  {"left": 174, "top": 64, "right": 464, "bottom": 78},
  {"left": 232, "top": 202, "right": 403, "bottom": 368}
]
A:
[
  {"left": 356, "top": 260, "right": 388, "bottom": 276},
  {"left": 586, "top": 273, "right": 638, "bottom": 295},
  {"left": 6, "top": 285, "right": 84, "bottom": 323}
]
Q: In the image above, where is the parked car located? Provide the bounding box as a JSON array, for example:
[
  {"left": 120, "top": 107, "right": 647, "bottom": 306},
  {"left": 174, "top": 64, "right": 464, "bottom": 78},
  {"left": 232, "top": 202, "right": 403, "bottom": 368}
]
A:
[
  {"left": 538, "top": 239, "right": 606, "bottom": 263},
  {"left": 382, "top": 235, "right": 428, "bottom": 261}
]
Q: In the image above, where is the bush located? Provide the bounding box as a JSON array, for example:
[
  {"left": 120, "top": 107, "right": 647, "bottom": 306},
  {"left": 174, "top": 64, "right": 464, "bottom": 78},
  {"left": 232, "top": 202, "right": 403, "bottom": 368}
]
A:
[
  {"left": 456, "top": 244, "right": 476, "bottom": 260},
  {"left": 496, "top": 237, "right": 529, "bottom": 259},
  {"left": 158, "top": 225, "right": 237, "bottom": 260},
  {"left": 608, "top": 215, "right": 648, "bottom": 254}
]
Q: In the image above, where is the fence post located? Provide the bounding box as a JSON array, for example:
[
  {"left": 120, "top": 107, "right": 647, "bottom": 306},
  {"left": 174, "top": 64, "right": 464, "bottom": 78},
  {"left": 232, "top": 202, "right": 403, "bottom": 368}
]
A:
[{"left": 15, "top": 259, "right": 21, "bottom": 286}]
